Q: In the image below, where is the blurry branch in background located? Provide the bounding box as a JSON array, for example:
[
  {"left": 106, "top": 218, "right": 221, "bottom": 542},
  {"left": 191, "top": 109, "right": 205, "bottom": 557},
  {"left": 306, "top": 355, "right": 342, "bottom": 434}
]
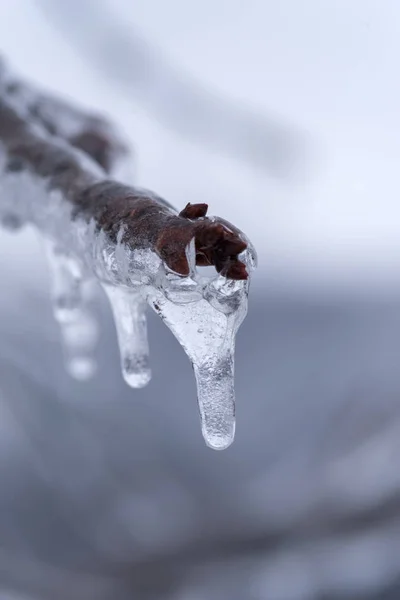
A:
[
  {"left": 35, "top": 0, "right": 309, "bottom": 180},
  {"left": 0, "top": 55, "right": 129, "bottom": 175}
]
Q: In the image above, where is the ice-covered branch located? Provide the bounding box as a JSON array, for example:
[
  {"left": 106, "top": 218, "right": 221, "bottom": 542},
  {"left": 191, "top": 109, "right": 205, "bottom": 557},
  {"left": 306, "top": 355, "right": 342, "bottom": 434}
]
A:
[
  {"left": 0, "top": 77, "right": 256, "bottom": 450},
  {"left": 0, "top": 56, "right": 129, "bottom": 177}
]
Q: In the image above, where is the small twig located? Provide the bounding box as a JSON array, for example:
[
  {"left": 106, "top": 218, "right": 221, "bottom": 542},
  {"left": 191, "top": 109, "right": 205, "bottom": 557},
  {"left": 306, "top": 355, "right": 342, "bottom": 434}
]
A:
[
  {"left": 0, "top": 61, "right": 256, "bottom": 449},
  {"left": 0, "top": 92, "right": 249, "bottom": 279}
]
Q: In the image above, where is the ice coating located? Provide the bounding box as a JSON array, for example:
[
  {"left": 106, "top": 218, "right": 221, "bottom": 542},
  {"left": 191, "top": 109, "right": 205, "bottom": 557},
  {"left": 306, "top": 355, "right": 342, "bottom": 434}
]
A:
[
  {"left": 0, "top": 137, "right": 256, "bottom": 445},
  {"left": 90, "top": 221, "right": 256, "bottom": 448},
  {"left": 0, "top": 91, "right": 257, "bottom": 449}
]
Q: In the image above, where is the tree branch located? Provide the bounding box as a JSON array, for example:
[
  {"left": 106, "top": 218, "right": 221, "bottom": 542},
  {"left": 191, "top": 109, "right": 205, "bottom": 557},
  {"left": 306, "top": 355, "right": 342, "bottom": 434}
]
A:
[
  {"left": 0, "top": 60, "right": 256, "bottom": 449},
  {"left": 0, "top": 72, "right": 250, "bottom": 280}
]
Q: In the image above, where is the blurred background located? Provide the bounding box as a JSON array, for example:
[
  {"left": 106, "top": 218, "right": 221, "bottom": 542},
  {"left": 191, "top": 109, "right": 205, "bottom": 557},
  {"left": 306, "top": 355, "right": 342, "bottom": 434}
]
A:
[{"left": 1, "top": 0, "right": 400, "bottom": 598}]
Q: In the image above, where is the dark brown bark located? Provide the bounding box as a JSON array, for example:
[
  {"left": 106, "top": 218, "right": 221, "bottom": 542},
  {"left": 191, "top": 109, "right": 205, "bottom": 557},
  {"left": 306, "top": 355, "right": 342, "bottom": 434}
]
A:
[{"left": 0, "top": 96, "right": 249, "bottom": 280}]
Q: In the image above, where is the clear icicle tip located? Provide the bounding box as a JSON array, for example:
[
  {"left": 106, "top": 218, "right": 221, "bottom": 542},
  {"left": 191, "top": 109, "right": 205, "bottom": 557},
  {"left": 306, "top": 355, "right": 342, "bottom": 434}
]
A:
[
  {"left": 102, "top": 284, "right": 151, "bottom": 389},
  {"left": 148, "top": 233, "right": 256, "bottom": 450}
]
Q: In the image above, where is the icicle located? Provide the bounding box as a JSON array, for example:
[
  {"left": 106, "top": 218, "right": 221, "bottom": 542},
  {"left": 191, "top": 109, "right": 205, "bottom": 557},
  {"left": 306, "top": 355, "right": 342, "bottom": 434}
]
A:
[
  {"left": 102, "top": 284, "right": 151, "bottom": 388},
  {"left": 44, "top": 240, "right": 98, "bottom": 380},
  {"left": 149, "top": 293, "right": 241, "bottom": 450},
  {"left": 149, "top": 242, "right": 256, "bottom": 450},
  {"left": 193, "top": 351, "right": 236, "bottom": 450},
  {"left": 59, "top": 310, "right": 98, "bottom": 380}
]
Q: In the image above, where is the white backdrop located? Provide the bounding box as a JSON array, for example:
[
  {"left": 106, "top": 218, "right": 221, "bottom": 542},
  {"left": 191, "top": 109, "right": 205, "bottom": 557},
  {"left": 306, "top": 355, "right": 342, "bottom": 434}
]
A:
[{"left": 0, "top": 0, "right": 399, "bottom": 293}]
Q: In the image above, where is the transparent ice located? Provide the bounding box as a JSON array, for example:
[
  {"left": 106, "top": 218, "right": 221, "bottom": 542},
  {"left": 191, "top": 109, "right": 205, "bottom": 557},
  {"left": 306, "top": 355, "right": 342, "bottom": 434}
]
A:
[
  {"left": 102, "top": 284, "right": 151, "bottom": 388},
  {"left": 149, "top": 274, "right": 251, "bottom": 450},
  {"left": 98, "top": 229, "right": 256, "bottom": 450},
  {"left": 44, "top": 239, "right": 98, "bottom": 380},
  {"left": 0, "top": 99, "right": 256, "bottom": 449}
]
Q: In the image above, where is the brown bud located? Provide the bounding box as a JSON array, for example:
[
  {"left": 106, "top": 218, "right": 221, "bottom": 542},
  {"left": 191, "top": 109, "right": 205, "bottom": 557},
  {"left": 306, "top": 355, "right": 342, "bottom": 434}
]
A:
[{"left": 179, "top": 203, "right": 208, "bottom": 219}]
